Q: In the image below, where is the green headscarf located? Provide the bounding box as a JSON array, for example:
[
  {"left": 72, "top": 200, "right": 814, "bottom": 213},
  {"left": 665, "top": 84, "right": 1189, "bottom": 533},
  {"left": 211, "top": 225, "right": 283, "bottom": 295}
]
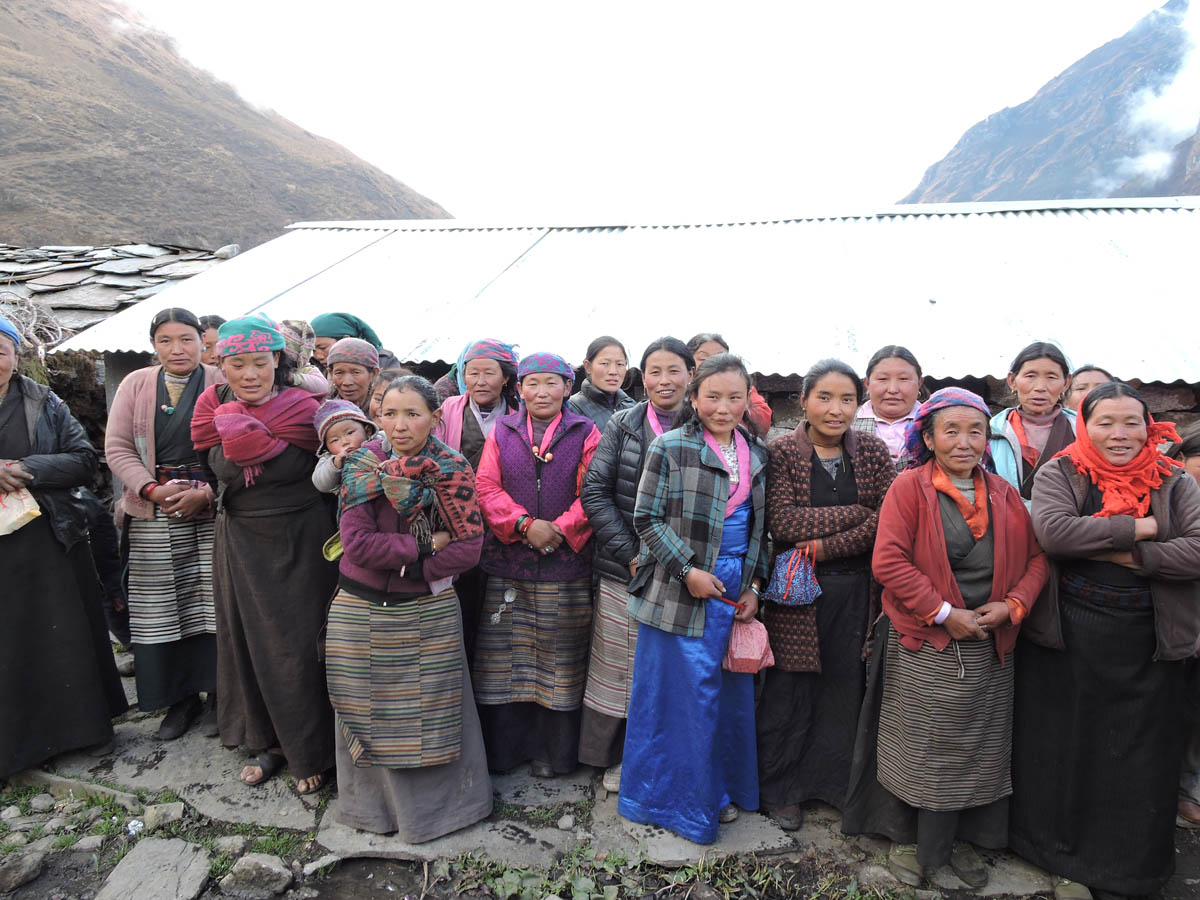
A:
[{"left": 311, "top": 312, "right": 383, "bottom": 349}]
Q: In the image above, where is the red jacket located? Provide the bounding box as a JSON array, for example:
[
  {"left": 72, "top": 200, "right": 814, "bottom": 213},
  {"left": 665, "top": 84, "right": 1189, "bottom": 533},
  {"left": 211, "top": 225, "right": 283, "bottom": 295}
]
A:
[{"left": 872, "top": 461, "right": 1048, "bottom": 660}]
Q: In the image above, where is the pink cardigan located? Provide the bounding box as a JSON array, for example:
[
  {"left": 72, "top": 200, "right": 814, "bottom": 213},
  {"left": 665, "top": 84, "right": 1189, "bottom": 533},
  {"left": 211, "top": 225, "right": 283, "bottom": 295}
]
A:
[
  {"left": 433, "top": 393, "right": 471, "bottom": 451},
  {"left": 106, "top": 364, "right": 223, "bottom": 522}
]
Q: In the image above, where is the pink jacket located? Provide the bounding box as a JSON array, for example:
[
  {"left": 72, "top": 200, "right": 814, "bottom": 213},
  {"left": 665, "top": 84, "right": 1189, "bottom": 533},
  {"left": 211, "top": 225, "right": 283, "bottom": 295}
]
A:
[
  {"left": 433, "top": 393, "right": 471, "bottom": 451},
  {"left": 105, "top": 364, "right": 223, "bottom": 522}
]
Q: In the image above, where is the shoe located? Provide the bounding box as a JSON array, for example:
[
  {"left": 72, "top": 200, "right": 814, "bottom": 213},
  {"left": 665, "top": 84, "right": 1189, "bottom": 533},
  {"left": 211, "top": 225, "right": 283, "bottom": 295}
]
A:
[
  {"left": 1178, "top": 798, "right": 1200, "bottom": 828},
  {"left": 199, "top": 695, "right": 219, "bottom": 738},
  {"left": 718, "top": 804, "right": 739, "bottom": 824},
  {"left": 602, "top": 764, "right": 621, "bottom": 793},
  {"left": 768, "top": 803, "right": 803, "bottom": 831},
  {"left": 530, "top": 760, "right": 555, "bottom": 778},
  {"left": 86, "top": 738, "right": 116, "bottom": 757},
  {"left": 157, "top": 695, "right": 203, "bottom": 741},
  {"left": 886, "top": 843, "right": 924, "bottom": 888},
  {"left": 1053, "top": 878, "right": 1094, "bottom": 900},
  {"left": 949, "top": 842, "right": 989, "bottom": 888}
]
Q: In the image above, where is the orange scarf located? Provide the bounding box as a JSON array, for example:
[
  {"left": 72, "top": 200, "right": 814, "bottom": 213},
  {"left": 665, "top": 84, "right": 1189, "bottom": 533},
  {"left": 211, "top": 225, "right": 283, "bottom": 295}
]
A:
[
  {"left": 932, "top": 463, "right": 989, "bottom": 540},
  {"left": 1054, "top": 413, "right": 1182, "bottom": 518},
  {"left": 1007, "top": 408, "right": 1042, "bottom": 468}
]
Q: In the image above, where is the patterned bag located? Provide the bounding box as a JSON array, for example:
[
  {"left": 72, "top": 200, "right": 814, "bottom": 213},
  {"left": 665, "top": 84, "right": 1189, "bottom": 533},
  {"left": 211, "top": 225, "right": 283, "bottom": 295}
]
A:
[
  {"left": 722, "top": 617, "right": 775, "bottom": 673},
  {"left": 763, "top": 546, "right": 822, "bottom": 607}
]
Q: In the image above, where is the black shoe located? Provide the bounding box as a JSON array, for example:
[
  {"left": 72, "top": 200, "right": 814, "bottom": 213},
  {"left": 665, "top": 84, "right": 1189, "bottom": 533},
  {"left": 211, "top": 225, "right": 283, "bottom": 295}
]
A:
[
  {"left": 199, "top": 694, "right": 219, "bottom": 738},
  {"left": 157, "top": 695, "right": 203, "bottom": 741}
]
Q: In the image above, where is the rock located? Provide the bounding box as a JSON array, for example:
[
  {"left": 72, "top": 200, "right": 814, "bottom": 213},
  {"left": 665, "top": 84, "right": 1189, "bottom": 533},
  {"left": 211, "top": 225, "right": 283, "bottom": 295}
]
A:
[
  {"left": 6, "top": 771, "right": 140, "bottom": 813},
  {"left": 62, "top": 800, "right": 87, "bottom": 814},
  {"left": 44, "top": 816, "right": 66, "bottom": 833},
  {"left": 26, "top": 835, "right": 58, "bottom": 853},
  {"left": 29, "top": 794, "right": 56, "bottom": 813},
  {"left": 214, "top": 244, "right": 241, "bottom": 259},
  {"left": 557, "top": 814, "right": 575, "bottom": 831},
  {"left": 216, "top": 834, "right": 250, "bottom": 855},
  {"left": 1, "top": 805, "right": 20, "bottom": 820},
  {"left": 219, "top": 852, "right": 294, "bottom": 897},
  {"left": 286, "top": 889, "right": 320, "bottom": 900},
  {"left": 856, "top": 863, "right": 898, "bottom": 889},
  {"left": 301, "top": 853, "right": 340, "bottom": 877},
  {"left": 4, "top": 832, "right": 28, "bottom": 847},
  {"left": 143, "top": 802, "right": 185, "bottom": 832},
  {"left": 74, "top": 835, "right": 105, "bottom": 852},
  {"left": 691, "top": 884, "right": 722, "bottom": 900},
  {"left": 0, "top": 850, "right": 45, "bottom": 893},
  {"left": 95, "top": 838, "right": 209, "bottom": 900}
]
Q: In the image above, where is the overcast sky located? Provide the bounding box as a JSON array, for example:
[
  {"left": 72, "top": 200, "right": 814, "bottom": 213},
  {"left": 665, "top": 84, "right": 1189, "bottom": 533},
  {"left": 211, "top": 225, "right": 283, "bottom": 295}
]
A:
[{"left": 121, "top": 0, "right": 1166, "bottom": 222}]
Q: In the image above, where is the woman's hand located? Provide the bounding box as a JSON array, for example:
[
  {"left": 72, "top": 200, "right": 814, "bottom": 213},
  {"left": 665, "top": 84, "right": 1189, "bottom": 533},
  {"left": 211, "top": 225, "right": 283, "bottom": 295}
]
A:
[
  {"left": 735, "top": 590, "right": 759, "bottom": 622},
  {"left": 943, "top": 607, "right": 987, "bottom": 641},
  {"left": 525, "top": 518, "right": 564, "bottom": 553},
  {"left": 0, "top": 460, "right": 33, "bottom": 493},
  {"left": 430, "top": 530, "right": 452, "bottom": 554},
  {"left": 683, "top": 567, "right": 725, "bottom": 600},
  {"left": 161, "top": 488, "right": 211, "bottom": 520},
  {"left": 627, "top": 559, "right": 639, "bottom": 578},
  {"left": 793, "top": 539, "right": 826, "bottom": 562},
  {"left": 975, "top": 601, "right": 1011, "bottom": 632},
  {"left": 1134, "top": 516, "right": 1158, "bottom": 542},
  {"left": 148, "top": 482, "right": 187, "bottom": 506}
]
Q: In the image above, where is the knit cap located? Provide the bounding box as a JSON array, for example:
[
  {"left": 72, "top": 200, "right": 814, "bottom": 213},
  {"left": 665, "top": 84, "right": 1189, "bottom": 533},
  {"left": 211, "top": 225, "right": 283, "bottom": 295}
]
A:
[
  {"left": 315, "top": 398, "right": 377, "bottom": 446},
  {"left": 327, "top": 337, "right": 380, "bottom": 370}
]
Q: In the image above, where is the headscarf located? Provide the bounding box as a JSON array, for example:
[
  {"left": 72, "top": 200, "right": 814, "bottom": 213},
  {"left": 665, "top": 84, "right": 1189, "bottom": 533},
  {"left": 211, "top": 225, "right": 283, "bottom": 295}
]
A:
[
  {"left": 0, "top": 314, "right": 20, "bottom": 350},
  {"left": 315, "top": 398, "right": 377, "bottom": 447},
  {"left": 215, "top": 315, "right": 285, "bottom": 357},
  {"left": 311, "top": 312, "right": 383, "bottom": 349},
  {"left": 904, "top": 387, "right": 993, "bottom": 468},
  {"left": 280, "top": 319, "right": 316, "bottom": 368},
  {"left": 326, "top": 337, "right": 380, "bottom": 370},
  {"left": 1055, "top": 410, "right": 1182, "bottom": 518},
  {"left": 517, "top": 352, "right": 575, "bottom": 388},
  {"left": 455, "top": 338, "right": 520, "bottom": 394}
]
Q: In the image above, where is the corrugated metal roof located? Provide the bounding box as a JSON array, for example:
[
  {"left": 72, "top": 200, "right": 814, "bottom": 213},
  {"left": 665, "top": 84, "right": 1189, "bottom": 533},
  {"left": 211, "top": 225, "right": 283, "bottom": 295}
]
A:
[{"left": 56, "top": 199, "right": 1200, "bottom": 382}]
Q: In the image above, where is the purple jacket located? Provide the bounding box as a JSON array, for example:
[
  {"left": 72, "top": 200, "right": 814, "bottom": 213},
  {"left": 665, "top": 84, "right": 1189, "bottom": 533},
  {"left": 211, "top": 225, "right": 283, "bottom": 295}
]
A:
[{"left": 338, "top": 443, "right": 483, "bottom": 595}]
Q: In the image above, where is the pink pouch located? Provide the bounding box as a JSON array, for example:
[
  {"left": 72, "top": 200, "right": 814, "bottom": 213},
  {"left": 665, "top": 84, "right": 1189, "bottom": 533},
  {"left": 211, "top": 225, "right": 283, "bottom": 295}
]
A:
[{"left": 722, "top": 617, "right": 775, "bottom": 673}]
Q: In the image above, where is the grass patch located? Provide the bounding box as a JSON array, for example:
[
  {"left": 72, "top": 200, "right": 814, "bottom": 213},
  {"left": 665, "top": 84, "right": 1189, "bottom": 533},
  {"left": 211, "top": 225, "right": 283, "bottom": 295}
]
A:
[
  {"left": 154, "top": 789, "right": 181, "bottom": 805},
  {"left": 249, "top": 826, "right": 304, "bottom": 860},
  {"left": 27, "top": 824, "right": 44, "bottom": 840},
  {"left": 491, "top": 795, "right": 594, "bottom": 830},
  {"left": 92, "top": 814, "right": 125, "bottom": 838},
  {"left": 0, "top": 785, "right": 42, "bottom": 816},
  {"left": 208, "top": 851, "right": 234, "bottom": 881},
  {"left": 52, "top": 832, "right": 79, "bottom": 850}
]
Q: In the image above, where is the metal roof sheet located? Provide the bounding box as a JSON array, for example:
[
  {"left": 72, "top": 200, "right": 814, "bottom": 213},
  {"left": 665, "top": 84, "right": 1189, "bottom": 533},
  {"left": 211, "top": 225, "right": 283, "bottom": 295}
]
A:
[{"left": 56, "top": 200, "right": 1200, "bottom": 382}]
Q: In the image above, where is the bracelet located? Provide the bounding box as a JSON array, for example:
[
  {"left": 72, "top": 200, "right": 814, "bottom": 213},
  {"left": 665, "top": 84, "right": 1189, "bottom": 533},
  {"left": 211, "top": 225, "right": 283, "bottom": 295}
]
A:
[
  {"left": 749, "top": 584, "right": 761, "bottom": 597},
  {"left": 676, "top": 561, "right": 694, "bottom": 583},
  {"left": 515, "top": 515, "right": 531, "bottom": 537}
]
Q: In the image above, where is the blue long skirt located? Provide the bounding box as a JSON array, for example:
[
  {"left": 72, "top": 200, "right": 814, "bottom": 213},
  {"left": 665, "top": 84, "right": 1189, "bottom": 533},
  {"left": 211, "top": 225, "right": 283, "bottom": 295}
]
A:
[{"left": 618, "top": 502, "right": 759, "bottom": 844}]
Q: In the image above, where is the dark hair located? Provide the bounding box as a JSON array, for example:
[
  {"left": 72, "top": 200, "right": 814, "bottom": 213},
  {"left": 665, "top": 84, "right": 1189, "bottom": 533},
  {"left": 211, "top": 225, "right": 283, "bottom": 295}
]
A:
[
  {"left": 1168, "top": 424, "right": 1200, "bottom": 461},
  {"left": 1009, "top": 341, "right": 1070, "bottom": 379},
  {"left": 370, "top": 366, "right": 414, "bottom": 395},
  {"left": 865, "top": 345, "right": 922, "bottom": 381},
  {"left": 639, "top": 336, "right": 695, "bottom": 372},
  {"left": 149, "top": 307, "right": 202, "bottom": 340},
  {"left": 686, "top": 333, "right": 729, "bottom": 354},
  {"left": 801, "top": 358, "right": 863, "bottom": 403},
  {"left": 272, "top": 352, "right": 297, "bottom": 391},
  {"left": 584, "top": 336, "right": 627, "bottom": 364},
  {"left": 1070, "top": 364, "right": 1115, "bottom": 382},
  {"left": 197, "top": 315, "right": 226, "bottom": 333},
  {"left": 682, "top": 352, "right": 759, "bottom": 438},
  {"left": 1079, "top": 381, "right": 1149, "bottom": 425},
  {"left": 383, "top": 374, "right": 440, "bottom": 414}
]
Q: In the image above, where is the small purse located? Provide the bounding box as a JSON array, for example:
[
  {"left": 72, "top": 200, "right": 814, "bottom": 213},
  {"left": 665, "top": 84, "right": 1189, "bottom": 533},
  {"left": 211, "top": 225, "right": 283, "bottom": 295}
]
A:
[
  {"left": 763, "top": 545, "right": 821, "bottom": 607},
  {"left": 723, "top": 617, "right": 775, "bottom": 673},
  {"left": 322, "top": 532, "right": 343, "bottom": 562},
  {"left": 0, "top": 487, "right": 41, "bottom": 536}
]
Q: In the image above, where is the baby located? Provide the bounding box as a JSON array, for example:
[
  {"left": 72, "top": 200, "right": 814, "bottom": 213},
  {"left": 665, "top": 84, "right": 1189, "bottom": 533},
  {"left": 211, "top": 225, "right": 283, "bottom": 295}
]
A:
[{"left": 312, "top": 399, "right": 378, "bottom": 494}]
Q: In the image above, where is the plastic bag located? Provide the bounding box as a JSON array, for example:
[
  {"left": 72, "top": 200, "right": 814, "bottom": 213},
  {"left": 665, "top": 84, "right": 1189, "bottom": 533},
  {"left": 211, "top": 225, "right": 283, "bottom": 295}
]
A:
[
  {"left": 0, "top": 487, "right": 41, "bottom": 536},
  {"left": 722, "top": 617, "right": 775, "bottom": 673}
]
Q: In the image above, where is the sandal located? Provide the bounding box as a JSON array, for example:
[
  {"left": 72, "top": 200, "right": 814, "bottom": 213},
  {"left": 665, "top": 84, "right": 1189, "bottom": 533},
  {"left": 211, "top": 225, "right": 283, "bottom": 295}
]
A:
[
  {"left": 241, "top": 752, "right": 285, "bottom": 787},
  {"left": 295, "top": 770, "right": 329, "bottom": 795}
]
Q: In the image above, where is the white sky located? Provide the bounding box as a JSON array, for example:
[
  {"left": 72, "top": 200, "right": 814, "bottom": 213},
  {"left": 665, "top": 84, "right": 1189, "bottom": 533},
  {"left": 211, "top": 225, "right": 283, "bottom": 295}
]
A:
[{"left": 121, "top": 0, "right": 1165, "bottom": 222}]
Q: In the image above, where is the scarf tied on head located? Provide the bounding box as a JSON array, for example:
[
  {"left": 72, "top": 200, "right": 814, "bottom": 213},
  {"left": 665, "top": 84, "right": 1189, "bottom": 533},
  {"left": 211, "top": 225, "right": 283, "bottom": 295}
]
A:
[
  {"left": 904, "top": 387, "right": 994, "bottom": 469},
  {"left": 1054, "top": 413, "right": 1182, "bottom": 518},
  {"left": 339, "top": 435, "right": 484, "bottom": 545},
  {"left": 327, "top": 337, "right": 379, "bottom": 370},
  {"left": 311, "top": 312, "right": 383, "bottom": 349},
  {"left": 192, "top": 386, "right": 321, "bottom": 486},
  {"left": 517, "top": 352, "right": 575, "bottom": 389},
  {"left": 456, "top": 338, "right": 520, "bottom": 394},
  {"left": 215, "top": 314, "right": 285, "bottom": 358}
]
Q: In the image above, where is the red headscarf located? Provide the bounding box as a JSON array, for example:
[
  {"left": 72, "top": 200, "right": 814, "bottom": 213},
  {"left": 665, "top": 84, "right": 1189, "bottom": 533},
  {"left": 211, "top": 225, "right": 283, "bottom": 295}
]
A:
[{"left": 1054, "top": 410, "right": 1182, "bottom": 518}]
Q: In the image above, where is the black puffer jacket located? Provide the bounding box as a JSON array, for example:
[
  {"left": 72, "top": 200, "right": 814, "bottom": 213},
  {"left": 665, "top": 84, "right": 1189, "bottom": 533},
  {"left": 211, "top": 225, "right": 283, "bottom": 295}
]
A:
[
  {"left": 568, "top": 378, "right": 636, "bottom": 435},
  {"left": 580, "top": 402, "right": 657, "bottom": 584}
]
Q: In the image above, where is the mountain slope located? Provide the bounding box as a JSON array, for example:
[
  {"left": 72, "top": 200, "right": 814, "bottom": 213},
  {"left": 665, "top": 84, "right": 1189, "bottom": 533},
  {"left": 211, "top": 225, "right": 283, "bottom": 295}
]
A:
[
  {"left": 0, "top": 0, "right": 448, "bottom": 249},
  {"left": 904, "top": 0, "right": 1194, "bottom": 203}
]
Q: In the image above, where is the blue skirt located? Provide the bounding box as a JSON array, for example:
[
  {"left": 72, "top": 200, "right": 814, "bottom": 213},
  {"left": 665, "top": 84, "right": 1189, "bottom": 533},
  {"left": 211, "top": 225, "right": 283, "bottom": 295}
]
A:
[{"left": 618, "top": 502, "right": 759, "bottom": 844}]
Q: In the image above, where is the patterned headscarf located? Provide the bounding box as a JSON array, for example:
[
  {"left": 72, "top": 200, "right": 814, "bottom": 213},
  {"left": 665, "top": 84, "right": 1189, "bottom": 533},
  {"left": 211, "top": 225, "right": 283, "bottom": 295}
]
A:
[
  {"left": 904, "top": 387, "right": 993, "bottom": 468},
  {"left": 311, "top": 312, "right": 383, "bottom": 349},
  {"left": 517, "top": 352, "right": 575, "bottom": 388},
  {"left": 216, "top": 315, "right": 285, "bottom": 357},
  {"left": 327, "top": 337, "right": 380, "bottom": 370},
  {"left": 456, "top": 338, "right": 520, "bottom": 394},
  {"left": 280, "top": 319, "right": 316, "bottom": 368}
]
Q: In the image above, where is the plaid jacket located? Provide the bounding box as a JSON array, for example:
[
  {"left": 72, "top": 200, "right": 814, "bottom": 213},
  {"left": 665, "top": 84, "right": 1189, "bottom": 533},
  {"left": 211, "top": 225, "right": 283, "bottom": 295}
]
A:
[{"left": 627, "top": 421, "right": 770, "bottom": 637}]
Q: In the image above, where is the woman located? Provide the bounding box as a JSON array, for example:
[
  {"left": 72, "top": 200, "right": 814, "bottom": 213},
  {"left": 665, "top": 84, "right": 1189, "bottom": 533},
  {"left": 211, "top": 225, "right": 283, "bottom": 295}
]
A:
[
  {"left": 325, "top": 338, "right": 380, "bottom": 413},
  {"left": 756, "top": 359, "right": 895, "bottom": 831},
  {"left": 279, "top": 319, "right": 330, "bottom": 396},
  {"left": 579, "top": 337, "right": 694, "bottom": 792},
  {"left": 192, "top": 316, "right": 337, "bottom": 794},
  {"left": 1012, "top": 383, "right": 1200, "bottom": 900},
  {"left": 199, "top": 315, "right": 226, "bottom": 367},
  {"left": 106, "top": 307, "right": 221, "bottom": 740},
  {"left": 686, "top": 333, "right": 771, "bottom": 433},
  {"left": 473, "top": 353, "right": 601, "bottom": 777},
  {"left": 328, "top": 375, "right": 492, "bottom": 840},
  {"left": 0, "top": 315, "right": 127, "bottom": 777},
  {"left": 567, "top": 336, "right": 635, "bottom": 433},
  {"left": 619, "top": 353, "right": 768, "bottom": 844},
  {"left": 1065, "top": 364, "right": 1115, "bottom": 411},
  {"left": 852, "top": 345, "right": 923, "bottom": 468},
  {"left": 311, "top": 312, "right": 398, "bottom": 371},
  {"left": 367, "top": 367, "right": 414, "bottom": 428},
  {"left": 434, "top": 339, "right": 520, "bottom": 471},
  {"left": 990, "top": 341, "right": 1075, "bottom": 502},
  {"left": 1171, "top": 425, "right": 1200, "bottom": 829},
  {"left": 842, "top": 388, "right": 1047, "bottom": 889}
]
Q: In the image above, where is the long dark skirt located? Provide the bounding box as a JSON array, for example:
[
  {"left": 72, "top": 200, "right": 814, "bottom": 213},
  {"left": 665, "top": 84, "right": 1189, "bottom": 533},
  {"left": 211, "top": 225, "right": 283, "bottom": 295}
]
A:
[
  {"left": 757, "top": 568, "right": 870, "bottom": 810},
  {"left": 1009, "top": 588, "right": 1191, "bottom": 895},
  {"left": 843, "top": 619, "right": 1008, "bottom": 865},
  {"left": 1, "top": 517, "right": 128, "bottom": 777}
]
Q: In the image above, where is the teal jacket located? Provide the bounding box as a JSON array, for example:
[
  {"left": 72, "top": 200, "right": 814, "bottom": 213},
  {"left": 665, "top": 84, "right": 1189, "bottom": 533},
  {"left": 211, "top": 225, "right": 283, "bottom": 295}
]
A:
[{"left": 988, "top": 406, "right": 1077, "bottom": 504}]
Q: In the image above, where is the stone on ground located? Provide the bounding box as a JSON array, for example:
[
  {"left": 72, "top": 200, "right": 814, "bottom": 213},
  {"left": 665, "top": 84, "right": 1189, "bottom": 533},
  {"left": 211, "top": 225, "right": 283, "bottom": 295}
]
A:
[
  {"left": 6, "top": 769, "right": 140, "bottom": 812},
  {"left": 557, "top": 814, "right": 575, "bottom": 830},
  {"left": 143, "top": 801, "right": 185, "bottom": 831},
  {"left": 29, "top": 793, "right": 55, "bottom": 813},
  {"left": 1, "top": 805, "right": 19, "bottom": 820},
  {"left": 492, "top": 768, "right": 593, "bottom": 806},
  {"left": 73, "top": 834, "right": 105, "bottom": 852},
  {"left": 219, "top": 852, "right": 294, "bottom": 897},
  {"left": 857, "top": 862, "right": 898, "bottom": 889},
  {"left": 94, "top": 838, "right": 209, "bottom": 900},
  {"left": 4, "top": 832, "right": 29, "bottom": 847},
  {"left": 302, "top": 853, "right": 341, "bottom": 877},
  {"left": 0, "top": 850, "right": 45, "bottom": 893},
  {"left": 216, "top": 834, "right": 250, "bottom": 854}
]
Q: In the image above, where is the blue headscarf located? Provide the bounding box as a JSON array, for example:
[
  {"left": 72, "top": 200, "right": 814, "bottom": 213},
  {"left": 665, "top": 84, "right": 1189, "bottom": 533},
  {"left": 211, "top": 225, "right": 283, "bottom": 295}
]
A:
[{"left": 0, "top": 314, "right": 20, "bottom": 349}]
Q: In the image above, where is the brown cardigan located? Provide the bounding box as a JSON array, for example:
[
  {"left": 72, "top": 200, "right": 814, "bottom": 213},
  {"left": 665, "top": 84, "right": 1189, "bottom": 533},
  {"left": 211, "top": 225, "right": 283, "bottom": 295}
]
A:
[
  {"left": 1028, "top": 456, "right": 1200, "bottom": 660},
  {"left": 763, "top": 425, "right": 896, "bottom": 671}
]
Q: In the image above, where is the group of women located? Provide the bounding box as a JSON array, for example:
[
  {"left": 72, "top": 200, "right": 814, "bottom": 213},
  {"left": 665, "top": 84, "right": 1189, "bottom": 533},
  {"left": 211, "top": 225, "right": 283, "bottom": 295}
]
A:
[{"left": 3, "top": 306, "right": 1199, "bottom": 900}]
